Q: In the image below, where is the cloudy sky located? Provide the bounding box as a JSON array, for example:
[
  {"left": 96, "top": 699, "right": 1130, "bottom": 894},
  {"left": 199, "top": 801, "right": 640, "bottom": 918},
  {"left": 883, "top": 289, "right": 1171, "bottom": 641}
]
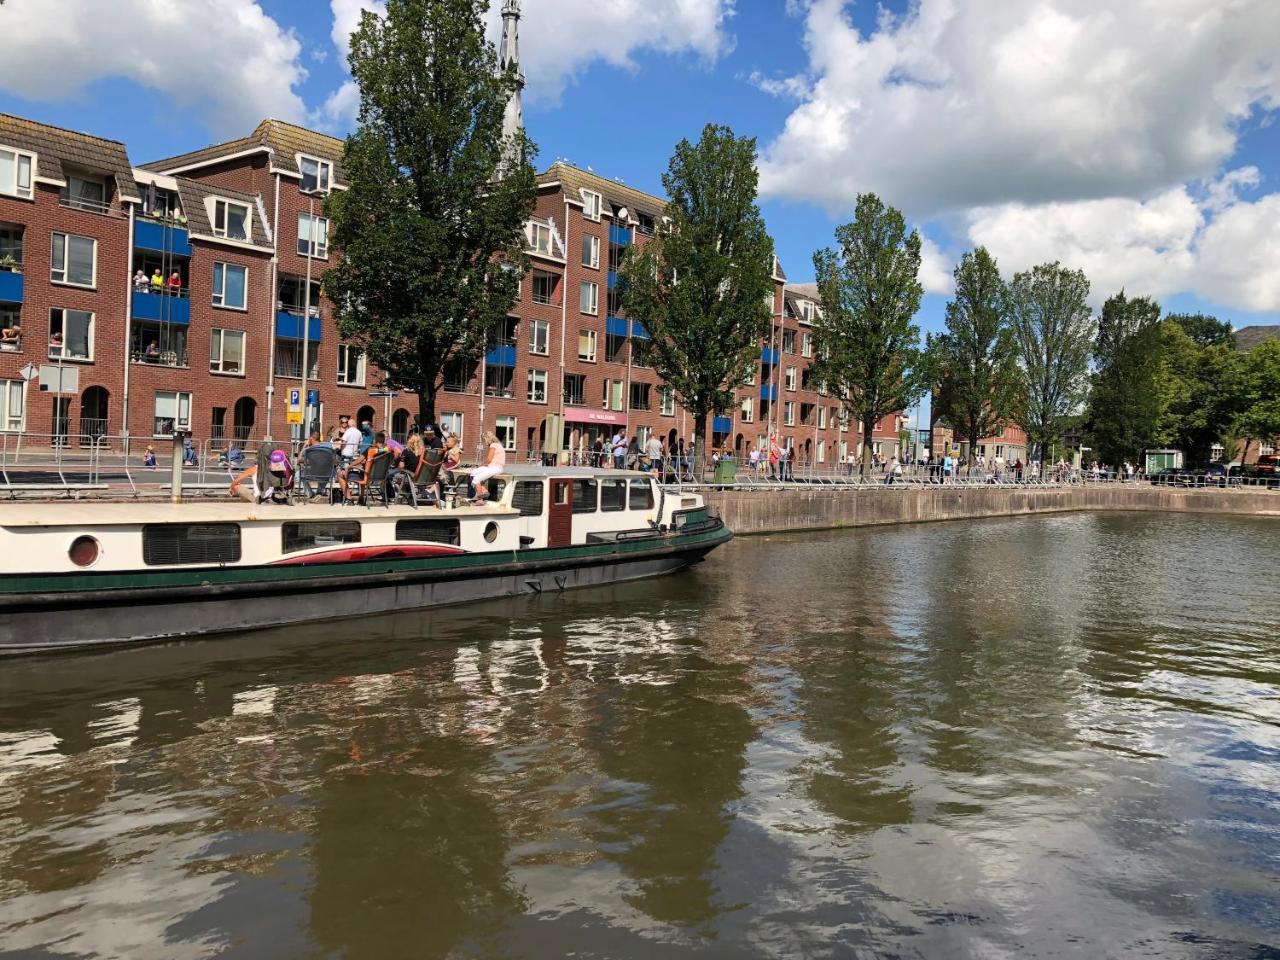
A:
[{"left": 1, "top": 0, "right": 1277, "bottom": 333}]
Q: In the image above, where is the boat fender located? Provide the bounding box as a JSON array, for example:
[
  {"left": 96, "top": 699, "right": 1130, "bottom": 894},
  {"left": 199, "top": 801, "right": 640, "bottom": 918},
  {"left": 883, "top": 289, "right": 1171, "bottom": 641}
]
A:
[
  {"left": 554, "top": 574, "right": 567, "bottom": 592},
  {"left": 525, "top": 579, "right": 543, "bottom": 594}
]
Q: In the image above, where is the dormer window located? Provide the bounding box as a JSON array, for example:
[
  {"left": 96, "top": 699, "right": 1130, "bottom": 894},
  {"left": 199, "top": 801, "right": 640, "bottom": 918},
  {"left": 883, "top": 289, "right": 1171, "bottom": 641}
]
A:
[
  {"left": 581, "top": 189, "right": 601, "bottom": 222},
  {"left": 526, "top": 221, "right": 553, "bottom": 255},
  {"left": 212, "top": 199, "right": 251, "bottom": 242},
  {"left": 299, "top": 156, "right": 332, "bottom": 194},
  {"left": 61, "top": 174, "right": 107, "bottom": 213},
  {"left": 0, "top": 146, "right": 34, "bottom": 200}
]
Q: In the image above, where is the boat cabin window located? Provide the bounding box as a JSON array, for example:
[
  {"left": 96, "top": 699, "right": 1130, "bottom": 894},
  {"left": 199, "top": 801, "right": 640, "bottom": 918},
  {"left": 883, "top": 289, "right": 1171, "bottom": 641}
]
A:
[
  {"left": 600, "top": 479, "right": 626, "bottom": 512},
  {"left": 489, "top": 478, "right": 507, "bottom": 501},
  {"left": 554, "top": 482, "right": 570, "bottom": 505},
  {"left": 512, "top": 480, "right": 544, "bottom": 517},
  {"left": 396, "top": 518, "right": 460, "bottom": 546},
  {"left": 142, "top": 523, "right": 241, "bottom": 566},
  {"left": 629, "top": 478, "right": 655, "bottom": 510},
  {"left": 282, "top": 521, "right": 361, "bottom": 554},
  {"left": 572, "top": 478, "right": 598, "bottom": 513}
]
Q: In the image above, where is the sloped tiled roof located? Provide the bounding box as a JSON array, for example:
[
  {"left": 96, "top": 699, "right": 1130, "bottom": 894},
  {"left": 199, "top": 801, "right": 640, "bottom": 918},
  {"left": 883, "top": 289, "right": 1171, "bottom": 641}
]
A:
[
  {"left": 1235, "top": 325, "right": 1280, "bottom": 351},
  {"left": 538, "top": 161, "right": 665, "bottom": 221},
  {"left": 173, "top": 177, "right": 273, "bottom": 252},
  {"left": 143, "top": 118, "right": 347, "bottom": 187},
  {"left": 0, "top": 113, "right": 139, "bottom": 201}
]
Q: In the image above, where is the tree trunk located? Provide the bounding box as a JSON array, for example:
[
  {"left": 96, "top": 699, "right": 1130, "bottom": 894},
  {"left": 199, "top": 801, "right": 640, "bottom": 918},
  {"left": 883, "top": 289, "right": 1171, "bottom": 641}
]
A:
[
  {"left": 416, "top": 383, "right": 437, "bottom": 431},
  {"left": 691, "top": 411, "right": 707, "bottom": 482},
  {"left": 862, "top": 415, "right": 875, "bottom": 476}
]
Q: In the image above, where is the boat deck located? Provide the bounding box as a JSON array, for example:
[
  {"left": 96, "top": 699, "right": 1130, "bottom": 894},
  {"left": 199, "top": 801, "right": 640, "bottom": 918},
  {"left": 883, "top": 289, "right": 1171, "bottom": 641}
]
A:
[{"left": 0, "top": 499, "right": 518, "bottom": 528}]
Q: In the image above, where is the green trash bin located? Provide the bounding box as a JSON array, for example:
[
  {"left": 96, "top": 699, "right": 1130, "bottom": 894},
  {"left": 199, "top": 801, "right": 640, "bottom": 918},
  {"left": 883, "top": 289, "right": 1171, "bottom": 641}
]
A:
[{"left": 713, "top": 458, "right": 737, "bottom": 485}]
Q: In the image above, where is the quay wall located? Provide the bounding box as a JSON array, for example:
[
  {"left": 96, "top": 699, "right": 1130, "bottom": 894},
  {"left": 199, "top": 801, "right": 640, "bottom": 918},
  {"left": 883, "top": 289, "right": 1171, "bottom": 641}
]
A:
[{"left": 700, "top": 485, "right": 1280, "bottom": 536}]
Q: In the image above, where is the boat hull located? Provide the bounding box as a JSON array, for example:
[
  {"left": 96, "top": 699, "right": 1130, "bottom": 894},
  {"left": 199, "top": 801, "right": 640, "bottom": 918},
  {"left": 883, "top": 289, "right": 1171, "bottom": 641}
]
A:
[{"left": 0, "top": 523, "right": 731, "bottom": 655}]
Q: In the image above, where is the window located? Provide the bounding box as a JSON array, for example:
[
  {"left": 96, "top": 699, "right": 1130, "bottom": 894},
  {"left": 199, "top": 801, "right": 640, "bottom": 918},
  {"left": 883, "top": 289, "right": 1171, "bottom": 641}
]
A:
[
  {"left": 582, "top": 234, "right": 600, "bottom": 268},
  {"left": 741, "top": 396, "right": 754, "bottom": 423},
  {"left": 142, "top": 524, "right": 241, "bottom": 566},
  {"left": 629, "top": 478, "right": 654, "bottom": 510},
  {"left": 782, "top": 329, "right": 797, "bottom": 354},
  {"left": 439, "top": 412, "right": 463, "bottom": 443},
  {"left": 212, "top": 199, "right": 251, "bottom": 242},
  {"left": 154, "top": 390, "right": 192, "bottom": 436},
  {"left": 580, "top": 281, "right": 598, "bottom": 315},
  {"left": 527, "top": 368, "right": 547, "bottom": 404},
  {"left": 526, "top": 220, "right": 553, "bottom": 255},
  {"left": 581, "top": 189, "right": 602, "bottom": 221},
  {"left": 529, "top": 318, "right": 549, "bottom": 355},
  {"left": 282, "top": 521, "right": 360, "bottom": 554},
  {"left": 512, "top": 481, "right": 544, "bottom": 517},
  {"left": 49, "top": 308, "right": 92, "bottom": 361},
  {"left": 0, "top": 147, "right": 34, "bottom": 200},
  {"left": 396, "top": 518, "right": 461, "bottom": 545},
  {"left": 784, "top": 401, "right": 796, "bottom": 426},
  {"left": 572, "top": 478, "right": 598, "bottom": 513},
  {"left": 578, "top": 329, "right": 597, "bottom": 362},
  {"left": 744, "top": 367, "right": 756, "bottom": 386},
  {"left": 563, "top": 373, "right": 585, "bottom": 406},
  {"left": 660, "top": 386, "right": 675, "bottom": 416},
  {"left": 604, "top": 378, "right": 623, "bottom": 411},
  {"left": 298, "top": 214, "right": 328, "bottom": 258},
  {"left": 802, "top": 333, "right": 813, "bottom": 358},
  {"left": 50, "top": 233, "right": 95, "bottom": 287},
  {"left": 0, "top": 224, "right": 24, "bottom": 264},
  {"left": 212, "top": 262, "right": 247, "bottom": 309},
  {"left": 1, "top": 379, "right": 24, "bottom": 432},
  {"left": 800, "top": 300, "right": 815, "bottom": 322},
  {"left": 785, "top": 366, "right": 797, "bottom": 391},
  {"left": 299, "top": 156, "right": 332, "bottom": 193},
  {"left": 600, "top": 479, "right": 626, "bottom": 512},
  {"left": 0, "top": 306, "right": 19, "bottom": 351},
  {"left": 839, "top": 409, "right": 849, "bottom": 432},
  {"left": 818, "top": 405, "right": 827, "bottom": 429},
  {"left": 605, "top": 332, "right": 627, "bottom": 363},
  {"left": 817, "top": 440, "right": 826, "bottom": 463},
  {"left": 630, "top": 382, "right": 651, "bottom": 411},
  {"left": 338, "top": 344, "right": 366, "bottom": 386},
  {"left": 209, "top": 328, "right": 245, "bottom": 374},
  {"left": 532, "top": 271, "right": 558, "bottom": 305},
  {"left": 495, "top": 415, "right": 517, "bottom": 451},
  {"left": 1261, "top": 443, "right": 1276, "bottom": 456},
  {"left": 61, "top": 175, "right": 106, "bottom": 213}
]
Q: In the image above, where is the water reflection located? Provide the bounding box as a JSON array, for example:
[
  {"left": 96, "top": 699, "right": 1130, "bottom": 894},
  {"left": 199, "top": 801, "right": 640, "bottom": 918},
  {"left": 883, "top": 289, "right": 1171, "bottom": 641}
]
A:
[{"left": 0, "top": 513, "right": 1278, "bottom": 958}]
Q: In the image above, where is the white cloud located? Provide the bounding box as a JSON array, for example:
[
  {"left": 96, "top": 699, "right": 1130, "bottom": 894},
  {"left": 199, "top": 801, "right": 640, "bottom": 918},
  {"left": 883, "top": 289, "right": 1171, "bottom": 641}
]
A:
[
  {"left": 0, "top": 0, "right": 308, "bottom": 136},
  {"left": 1194, "top": 192, "right": 1280, "bottom": 312},
  {"left": 918, "top": 232, "right": 953, "bottom": 295},
  {"left": 759, "top": 0, "right": 1280, "bottom": 217}
]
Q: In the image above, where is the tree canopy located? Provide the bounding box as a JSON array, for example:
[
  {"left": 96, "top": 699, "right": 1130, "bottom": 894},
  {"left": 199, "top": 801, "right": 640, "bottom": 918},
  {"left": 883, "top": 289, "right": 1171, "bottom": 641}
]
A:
[
  {"left": 323, "top": 0, "right": 537, "bottom": 428},
  {"left": 1087, "top": 292, "right": 1165, "bottom": 465},
  {"left": 1007, "top": 262, "right": 1095, "bottom": 471},
  {"left": 810, "top": 193, "right": 925, "bottom": 473},
  {"left": 618, "top": 124, "right": 775, "bottom": 464},
  {"left": 927, "top": 247, "right": 1019, "bottom": 470}
]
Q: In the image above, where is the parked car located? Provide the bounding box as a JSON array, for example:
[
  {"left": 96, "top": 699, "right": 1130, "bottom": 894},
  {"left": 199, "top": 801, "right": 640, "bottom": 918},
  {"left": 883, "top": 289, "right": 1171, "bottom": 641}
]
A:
[
  {"left": 1249, "top": 454, "right": 1279, "bottom": 481},
  {"left": 1147, "top": 467, "right": 1186, "bottom": 486},
  {"left": 1198, "top": 463, "right": 1245, "bottom": 487}
]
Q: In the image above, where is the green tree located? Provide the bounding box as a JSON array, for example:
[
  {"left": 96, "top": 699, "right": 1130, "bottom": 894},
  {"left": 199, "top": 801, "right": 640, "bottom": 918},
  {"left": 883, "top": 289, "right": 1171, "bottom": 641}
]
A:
[
  {"left": 1007, "top": 262, "right": 1095, "bottom": 473},
  {"left": 324, "top": 0, "right": 537, "bottom": 428},
  {"left": 811, "top": 194, "right": 925, "bottom": 475},
  {"left": 1087, "top": 292, "right": 1164, "bottom": 466},
  {"left": 1156, "top": 320, "right": 1240, "bottom": 463},
  {"left": 1233, "top": 341, "right": 1280, "bottom": 465},
  {"left": 927, "top": 247, "right": 1019, "bottom": 472},
  {"left": 1167, "top": 312, "right": 1235, "bottom": 349},
  {"left": 619, "top": 125, "right": 775, "bottom": 469}
]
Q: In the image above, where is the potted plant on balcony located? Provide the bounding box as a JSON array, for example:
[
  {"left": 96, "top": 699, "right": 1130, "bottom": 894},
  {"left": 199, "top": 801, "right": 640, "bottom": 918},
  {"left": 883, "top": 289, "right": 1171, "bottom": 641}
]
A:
[{"left": 0, "top": 255, "right": 21, "bottom": 273}]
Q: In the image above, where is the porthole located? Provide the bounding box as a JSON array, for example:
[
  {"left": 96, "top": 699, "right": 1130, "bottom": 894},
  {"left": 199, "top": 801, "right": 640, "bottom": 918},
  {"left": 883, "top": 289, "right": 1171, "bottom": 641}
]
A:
[
  {"left": 483, "top": 521, "right": 500, "bottom": 543},
  {"left": 69, "top": 535, "right": 100, "bottom": 568}
]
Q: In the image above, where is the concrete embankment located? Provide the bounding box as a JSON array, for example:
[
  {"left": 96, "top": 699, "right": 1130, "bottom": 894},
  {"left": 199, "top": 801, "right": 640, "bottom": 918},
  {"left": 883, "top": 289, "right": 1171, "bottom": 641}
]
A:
[{"left": 701, "top": 484, "right": 1280, "bottom": 536}]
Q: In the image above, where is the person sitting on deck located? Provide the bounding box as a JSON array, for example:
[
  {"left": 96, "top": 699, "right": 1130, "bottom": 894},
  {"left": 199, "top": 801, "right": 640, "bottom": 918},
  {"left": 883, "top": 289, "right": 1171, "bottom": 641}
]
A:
[
  {"left": 229, "top": 448, "right": 294, "bottom": 503},
  {"left": 470, "top": 431, "right": 505, "bottom": 503},
  {"left": 142, "top": 445, "right": 157, "bottom": 469},
  {"left": 337, "top": 432, "right": 389, "bottom": 502}
]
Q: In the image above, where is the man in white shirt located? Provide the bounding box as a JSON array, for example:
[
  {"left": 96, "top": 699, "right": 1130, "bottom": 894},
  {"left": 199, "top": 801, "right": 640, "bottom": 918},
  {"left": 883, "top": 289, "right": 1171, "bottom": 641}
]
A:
[
  {"left": 644, "top": 434, "right": 662, "bottom": 470},
  {"left": 341, "top": 420, "right": 363, "bottom": 461},
  {"left": 611, "top": 431, "right": 627, "bottom": 469}
]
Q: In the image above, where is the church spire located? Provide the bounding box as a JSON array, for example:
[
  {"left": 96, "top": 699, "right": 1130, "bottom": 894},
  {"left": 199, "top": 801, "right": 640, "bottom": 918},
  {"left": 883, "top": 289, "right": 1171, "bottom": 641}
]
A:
[{"left": 499, "top": 0, "right": 524, "bottom": 145}]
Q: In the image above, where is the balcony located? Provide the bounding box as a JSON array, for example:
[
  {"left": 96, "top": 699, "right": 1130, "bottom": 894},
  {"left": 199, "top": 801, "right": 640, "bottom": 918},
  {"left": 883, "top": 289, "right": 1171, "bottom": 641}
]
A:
[
  {"left": 760, "top": 384, "right": 778, "bottom": 402},
  {"left": 135, "top": 218, "right": 192, "bottom": 257},
  {"left": 609, "top": 224, "right": 633, "bottom": 246},
  {"left": 762, "top": 347, "right": 779, "bottom": 365},
  {"left": 563, "top": 390, "right": 585, "bottom": 407},
  {"left": 132, "top": 289, "right": 190, "bottom": 325},
  {"left": 131, "top": 347, "right": 189, "bottom": 368},
  {"left": 484, "top": 341, "right": 516, "bottom": 367},
  {"left": 276, "top": 309, "right": 322, "bottom": 342},
  {"left": 713, "top": 416, "right": 732, "bottom": 434},
  {"left": 0, "top": 269, "right": 22, "bottom": 304}
]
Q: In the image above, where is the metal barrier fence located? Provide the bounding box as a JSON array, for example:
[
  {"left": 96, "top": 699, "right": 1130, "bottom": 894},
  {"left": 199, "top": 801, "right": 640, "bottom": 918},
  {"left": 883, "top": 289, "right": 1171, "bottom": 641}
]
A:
[{"left": 2, "top": 435, "right": 1278, "bottom": 499}]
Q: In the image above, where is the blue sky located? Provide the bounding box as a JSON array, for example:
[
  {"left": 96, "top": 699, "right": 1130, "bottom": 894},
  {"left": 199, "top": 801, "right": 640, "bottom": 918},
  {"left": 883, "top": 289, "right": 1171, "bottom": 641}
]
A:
[{"left": 2, "top": 0, "right": 1278, "bottom": 341}]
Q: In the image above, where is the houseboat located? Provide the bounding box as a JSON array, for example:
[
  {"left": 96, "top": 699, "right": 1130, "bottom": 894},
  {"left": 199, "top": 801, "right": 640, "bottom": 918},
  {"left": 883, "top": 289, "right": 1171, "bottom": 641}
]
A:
[{"left": 0, "top": 466, "right": 730, "bottom": 655}]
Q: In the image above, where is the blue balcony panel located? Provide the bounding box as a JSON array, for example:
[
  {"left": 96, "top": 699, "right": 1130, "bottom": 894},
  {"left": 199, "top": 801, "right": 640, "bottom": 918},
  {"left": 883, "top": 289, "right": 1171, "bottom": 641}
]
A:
[
  {"left": 607, "top": 270, "right": 618, "bottom": 290},
  {"left": 132, "top": 290, "right": 190, "bottom": 325},
  {"left": 605, "top": 315, "right": 629, "bottom": 337},
  {"left": 760, "top": 384, "right": 778, "bottom": 402},
  {"left": 609, "top": 224, "right": 633, "bottom": 246},
  {"left": 485, "top": 344, "right": 516, "bottom": 367},
  {"left": 0, "top": 270, "right": 23, "bottom": 304},
  {"left": 135, "top": 219, "right": 192, "bottom": 257},
  {"left": 276, "top": 310, "right": 321, "bottom": 342},
  {"left": 630, "top": 320, "right": 649, "bottom": 340},
  {"left": 712, "top": 416, "right": 732, "bottom": 434},
  {"left": 761, "top": 347, "right": 779, "bottom": 365}
]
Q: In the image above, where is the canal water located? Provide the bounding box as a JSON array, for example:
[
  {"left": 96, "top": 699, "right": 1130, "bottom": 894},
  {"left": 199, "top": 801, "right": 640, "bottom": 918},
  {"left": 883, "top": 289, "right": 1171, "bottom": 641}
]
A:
[{"left": 1, "top": 512, "right": 1277, "bottom": 959}]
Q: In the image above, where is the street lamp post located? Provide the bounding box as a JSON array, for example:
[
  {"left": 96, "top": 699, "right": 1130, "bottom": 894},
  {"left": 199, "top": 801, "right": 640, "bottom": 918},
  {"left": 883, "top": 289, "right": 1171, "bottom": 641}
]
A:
[{"left": 300, "top": 188, "right": 324, "bottom": 441}]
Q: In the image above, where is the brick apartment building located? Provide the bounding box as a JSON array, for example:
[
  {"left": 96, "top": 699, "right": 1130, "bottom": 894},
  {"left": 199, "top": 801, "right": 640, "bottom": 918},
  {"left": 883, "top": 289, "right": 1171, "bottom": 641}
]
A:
[{"left": 0, "top": 111, "right": 904, "bottom": 465}]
